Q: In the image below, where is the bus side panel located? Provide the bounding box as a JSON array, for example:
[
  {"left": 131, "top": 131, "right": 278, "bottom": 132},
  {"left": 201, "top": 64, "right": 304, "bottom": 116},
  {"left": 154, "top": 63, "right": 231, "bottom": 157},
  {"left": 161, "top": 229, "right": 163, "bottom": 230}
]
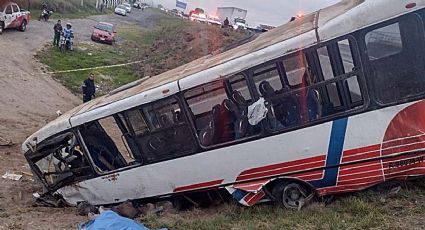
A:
[
  {"left": 319, "top": 100, "right": 425, "bottom": 195},
  {"left": 56, "top": 121, "right": 334, "bottom": 205},
  {"left": 56, "top": 100, "right": 425, "bottom": 205}
]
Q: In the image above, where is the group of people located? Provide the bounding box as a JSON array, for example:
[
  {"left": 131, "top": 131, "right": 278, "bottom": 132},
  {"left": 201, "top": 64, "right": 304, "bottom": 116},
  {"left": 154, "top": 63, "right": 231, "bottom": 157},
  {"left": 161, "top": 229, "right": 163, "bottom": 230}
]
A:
[
  {"left": 53, "top": 19, "right": 74, "bottom": 50},
  {"left": 54, "top": 19, "right": 94, "bottom": 104}
]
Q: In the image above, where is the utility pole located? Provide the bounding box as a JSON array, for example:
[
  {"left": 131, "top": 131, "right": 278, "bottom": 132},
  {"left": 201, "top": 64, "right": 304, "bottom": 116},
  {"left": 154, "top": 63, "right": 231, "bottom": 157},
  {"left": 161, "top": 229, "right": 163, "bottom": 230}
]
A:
[{"left": 81, "top": 0, "right": 84, "bottom": 7}]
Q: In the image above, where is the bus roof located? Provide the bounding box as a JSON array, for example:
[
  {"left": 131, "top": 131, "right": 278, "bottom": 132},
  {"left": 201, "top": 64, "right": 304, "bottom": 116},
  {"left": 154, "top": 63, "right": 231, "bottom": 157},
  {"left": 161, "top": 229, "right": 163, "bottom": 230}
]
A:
[{"left": 23, "top": 0, "right": 425, "bottom": 153}]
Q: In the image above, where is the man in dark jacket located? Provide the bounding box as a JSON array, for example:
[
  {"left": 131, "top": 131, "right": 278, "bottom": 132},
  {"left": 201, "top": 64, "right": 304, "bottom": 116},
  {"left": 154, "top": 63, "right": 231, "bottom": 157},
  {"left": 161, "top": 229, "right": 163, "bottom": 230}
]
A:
[
  {"left": 53, "top": 20, "right": 62, "bottom": 46},
  {"left": 223, "top": 17, "right": 230, "bottom": 28},
  {"left": 82, "top": 73, "right": 96, "bottom": 103}
]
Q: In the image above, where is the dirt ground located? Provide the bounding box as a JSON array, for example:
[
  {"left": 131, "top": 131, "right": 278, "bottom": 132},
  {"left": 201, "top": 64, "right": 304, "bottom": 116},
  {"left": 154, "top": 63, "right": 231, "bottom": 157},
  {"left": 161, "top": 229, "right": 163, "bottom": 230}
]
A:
[{"left": 0, "top": 9, "right": 161, "bottom": 229}]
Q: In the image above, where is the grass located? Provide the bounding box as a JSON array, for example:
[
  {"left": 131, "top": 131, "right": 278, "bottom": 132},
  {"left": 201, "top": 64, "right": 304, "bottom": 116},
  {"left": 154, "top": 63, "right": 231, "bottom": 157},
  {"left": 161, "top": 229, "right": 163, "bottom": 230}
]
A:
[
  {"left": 37, "top": 11, "right": 248, "bottom": 96},
  {"left": 140, "top": 180, "right": 425, "bottom": 230},
  {"left": 37, "top": 19, "right": 171, "bottom": 95}
]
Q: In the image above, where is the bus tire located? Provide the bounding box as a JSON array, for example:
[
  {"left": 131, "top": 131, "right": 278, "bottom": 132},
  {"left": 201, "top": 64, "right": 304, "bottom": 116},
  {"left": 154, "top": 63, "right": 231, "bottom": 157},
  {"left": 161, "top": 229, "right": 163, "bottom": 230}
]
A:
[{"left": 271, "top": 181, "right": 313, "bottom": 209}]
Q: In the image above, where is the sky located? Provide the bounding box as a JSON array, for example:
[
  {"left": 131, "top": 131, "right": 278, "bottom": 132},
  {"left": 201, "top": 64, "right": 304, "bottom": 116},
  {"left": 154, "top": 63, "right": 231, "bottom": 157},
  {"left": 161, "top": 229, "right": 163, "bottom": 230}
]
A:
[{"left": 151, "top": 0, "right": 340, "bottom": 27}]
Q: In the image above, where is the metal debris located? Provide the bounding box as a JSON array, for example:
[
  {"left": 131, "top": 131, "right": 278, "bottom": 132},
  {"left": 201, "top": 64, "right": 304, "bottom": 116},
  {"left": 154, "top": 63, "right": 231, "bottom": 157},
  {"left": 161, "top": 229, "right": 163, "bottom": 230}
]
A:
[
  {"left": 2, "top": 172, "right": 23, "bottom": 181},
  {"left": 0, "top": 137, "right": 15, "bottom": 146}
]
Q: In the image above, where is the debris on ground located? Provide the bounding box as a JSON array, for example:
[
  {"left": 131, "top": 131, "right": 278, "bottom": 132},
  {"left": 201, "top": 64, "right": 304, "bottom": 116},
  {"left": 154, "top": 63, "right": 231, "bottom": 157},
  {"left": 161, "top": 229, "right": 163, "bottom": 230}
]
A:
[
  {"left": 2, "top": 172, "right": 22, "bottom": 181},
  {"left": 0, "top": 137, "right": 15, "bottom": 147}
]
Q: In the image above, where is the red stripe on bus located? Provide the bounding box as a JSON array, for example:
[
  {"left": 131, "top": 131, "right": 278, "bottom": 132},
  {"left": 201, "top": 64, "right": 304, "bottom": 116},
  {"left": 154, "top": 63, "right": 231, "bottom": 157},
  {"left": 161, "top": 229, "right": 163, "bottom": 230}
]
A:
[
  {"left": 343, "top": 144, "right": 381, "bottom": 157},
  {"left": 382, "top": 135, "right": 425, "bottom": 149},
  {"left": 318, "top": 181, "right": 382, "bottom": 195},
  {"left": 245, "top": 191, "right": 265, "bottom": 206},
  {"left": 338, "top": 175, "right": 384, "bottom": 185},
  {"left": 234, "top": 179, "right": 270, "bottom": 191},
  {"left": 339, "top": 162, "right": 382, "bottom": 176},
  {"left": 383, "top": 164, "right": 425, "bottom": 174},
  {"left": 235, "top": 184, "right": 263, "bottom": 191},
  {"left": 341, "top": 150, "right": 381, "bottom": 163},
  {"left": 381, "top": 142, "right": 425, "bottom": 156},
  {"left": 384, "top": 168, "right": 425, "bottom": 179},
  {"left": 338, "top": 170, "right": 383, "bottom": 182},
  {"left": 173, "top": 179, "right": 224, "bottom": 193},
  {"left": 236, "top": 160, "right": 325, "bottom": 181},
  {"left": 382, "top": 153, "right": 425, "bottom": 165},
  {"left": 239, "top": 155, "right": 326, "bottom": 176}
]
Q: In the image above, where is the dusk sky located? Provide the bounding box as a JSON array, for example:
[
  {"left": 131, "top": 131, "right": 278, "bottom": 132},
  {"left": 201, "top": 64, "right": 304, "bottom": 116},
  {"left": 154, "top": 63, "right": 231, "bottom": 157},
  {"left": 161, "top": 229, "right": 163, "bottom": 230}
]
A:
[{"left": 151, "top": 0, "right": 340, "bottom": 27}]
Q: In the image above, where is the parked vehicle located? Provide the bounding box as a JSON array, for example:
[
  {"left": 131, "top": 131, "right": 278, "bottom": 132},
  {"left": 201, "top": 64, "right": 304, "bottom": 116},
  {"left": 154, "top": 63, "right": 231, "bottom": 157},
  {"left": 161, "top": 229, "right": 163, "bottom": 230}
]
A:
[
  {"left": 207, "top": 15, "right": 221, "bottom": 26},
  {"left": 190, "top": 13, "right": 207, "bottom": 23},
  {"left": 123, "top": 3, "right": 132, "bottom": 13},
  {"left": 91, "top": 22, "right": 116, "bottom": 45},
  {"left": 169, "top": 9, "right": 181, "bottom": 17},
  {"left": 216, "top": 6, "right": 247, "bottom": 28},
  {"left": 39, "top": 8, "right": 52, "bottom": 21},
  {"left": 233, "top": 18, "right": 247, "bottom": 30},
  {"left": 0, "top": 2, "right": 31, "bottom": 34},
  {"left": 133, "top": 2, "right": 142, "bottom": 9},
  {"left": 114, "top": 5, "right": 127, "bottom": 16},
  {"left": 23, "top": 0, "right": 425, "bottom": 209}
]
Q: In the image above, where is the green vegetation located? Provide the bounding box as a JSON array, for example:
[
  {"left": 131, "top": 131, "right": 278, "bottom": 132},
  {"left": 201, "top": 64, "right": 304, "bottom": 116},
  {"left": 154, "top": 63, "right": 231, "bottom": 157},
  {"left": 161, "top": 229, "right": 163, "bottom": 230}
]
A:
[
  {"left": 38, "top": 12, "right": 250, "bottom": 96},
  {"left": 37, "top": 28, "right": 145, "bottom": 94},
  {"left": 141, "top": 180, "right": 425, "bottom": 230}
]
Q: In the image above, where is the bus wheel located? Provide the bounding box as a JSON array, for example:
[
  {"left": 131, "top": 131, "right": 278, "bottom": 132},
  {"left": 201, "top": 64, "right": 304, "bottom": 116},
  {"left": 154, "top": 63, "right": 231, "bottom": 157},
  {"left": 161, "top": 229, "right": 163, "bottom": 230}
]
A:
[{"left": 272, "top": 181, "right": 313, "bottom": 209}]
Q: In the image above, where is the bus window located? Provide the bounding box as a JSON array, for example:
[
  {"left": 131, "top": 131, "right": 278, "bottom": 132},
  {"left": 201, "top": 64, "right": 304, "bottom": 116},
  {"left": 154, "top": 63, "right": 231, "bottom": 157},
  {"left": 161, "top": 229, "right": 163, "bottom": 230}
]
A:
[
  {"left": 80, "top": 117, "right": 133, "bottom": 173},
  {"left": 317, "top": 46, "right": 335, "bottom": 80},
  {"left": 283, "top": 53, "right": 309, "bottom": 88},
  {"left": 127, "top": 97, "right": 196, "bottom": 164},
  {"left": 317, "top": 46, "right": 342, "bottom": 109},
  {"left": 365, "top": 17, "right": 425, "bottom": 103},
  {"left": 338, "top": 39, "right": 355, "bottom": 73},
  {"left": 253, "top": 63, "right": 283, "bottom": 94},
  {"left": 126, "top": 109, "right": 149, "bottom": 135},
  {"left": 366, "top": 23, "right": 402, "bottom": 60},
  {"left": 338, "top": 39, "right": 363, "bottom": 106},
  {"left": 345, "top": 76, "right": 362, "bottom": 106},
  {"left": 185, "top": 78, "right": 260, "bottom": 147},
  {"left": 228, "top": 74, "right": 252, "bottom": 102}
]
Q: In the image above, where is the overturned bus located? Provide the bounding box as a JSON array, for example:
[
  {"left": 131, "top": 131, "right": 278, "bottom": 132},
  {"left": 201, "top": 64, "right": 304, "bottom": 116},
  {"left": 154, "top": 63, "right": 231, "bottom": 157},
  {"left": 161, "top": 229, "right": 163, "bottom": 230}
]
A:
[{"left": 23, "top": 0, "right": 425, "bottom": 208}]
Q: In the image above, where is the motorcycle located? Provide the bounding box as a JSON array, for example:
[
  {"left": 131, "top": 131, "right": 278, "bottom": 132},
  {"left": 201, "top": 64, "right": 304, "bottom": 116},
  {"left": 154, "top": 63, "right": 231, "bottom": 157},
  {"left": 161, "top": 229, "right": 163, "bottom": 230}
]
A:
[
  {"left": 39, "top": 9, "right": 53, "bottom": 21},
  {"left": 59, "top": 35, "right": 73, "bottom": 52}
]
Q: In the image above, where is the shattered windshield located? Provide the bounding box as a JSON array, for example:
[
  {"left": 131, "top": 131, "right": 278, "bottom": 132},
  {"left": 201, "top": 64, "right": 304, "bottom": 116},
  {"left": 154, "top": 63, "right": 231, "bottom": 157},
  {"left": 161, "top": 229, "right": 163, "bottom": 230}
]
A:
[{"left": 33, "top": 132, "right": 92, "bottom": 187}]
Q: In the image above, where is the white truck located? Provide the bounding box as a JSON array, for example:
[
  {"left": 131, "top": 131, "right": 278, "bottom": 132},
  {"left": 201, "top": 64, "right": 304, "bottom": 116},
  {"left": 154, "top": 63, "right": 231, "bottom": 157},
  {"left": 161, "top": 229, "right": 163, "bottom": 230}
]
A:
[
  {"left": 216, "top": 7, "right": 247, "bottom": 29},
  {"left": 0, "top": 2, "right": 31, "bottom": 34}
]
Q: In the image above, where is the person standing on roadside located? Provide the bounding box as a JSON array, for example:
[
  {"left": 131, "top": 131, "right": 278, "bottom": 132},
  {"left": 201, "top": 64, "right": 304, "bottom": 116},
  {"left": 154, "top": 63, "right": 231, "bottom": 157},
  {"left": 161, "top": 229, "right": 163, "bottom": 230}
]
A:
[
  {"left": 53, "top": 20, "right": 62, "bottom": 46},
  {"left": 82, "top": 73, "right": 96, "bottom": 103},
  {"left": 223, "top": 17, "right": 230, "bottom": 28}
]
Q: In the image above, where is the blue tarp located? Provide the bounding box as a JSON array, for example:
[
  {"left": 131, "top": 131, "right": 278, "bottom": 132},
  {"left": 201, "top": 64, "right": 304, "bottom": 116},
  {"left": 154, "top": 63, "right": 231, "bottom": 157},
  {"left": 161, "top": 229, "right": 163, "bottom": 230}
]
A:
[{"left": 79, "top": 210, "right": 165, "bottom": 230}]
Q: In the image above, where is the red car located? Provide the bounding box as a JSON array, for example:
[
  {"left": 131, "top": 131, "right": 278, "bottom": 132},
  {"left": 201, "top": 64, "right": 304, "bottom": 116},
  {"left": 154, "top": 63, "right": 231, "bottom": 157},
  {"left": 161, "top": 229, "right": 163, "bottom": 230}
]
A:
[{"left": 91, "top": 22, "right": 116, "bottom": 44}]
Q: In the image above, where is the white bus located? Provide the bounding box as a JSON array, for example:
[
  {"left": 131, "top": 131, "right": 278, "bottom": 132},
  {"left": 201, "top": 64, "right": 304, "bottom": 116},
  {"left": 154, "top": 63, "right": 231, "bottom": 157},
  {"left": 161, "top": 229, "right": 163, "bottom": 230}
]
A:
[{"left": 23, "top": 0, "right": 425, "bottom": 208}]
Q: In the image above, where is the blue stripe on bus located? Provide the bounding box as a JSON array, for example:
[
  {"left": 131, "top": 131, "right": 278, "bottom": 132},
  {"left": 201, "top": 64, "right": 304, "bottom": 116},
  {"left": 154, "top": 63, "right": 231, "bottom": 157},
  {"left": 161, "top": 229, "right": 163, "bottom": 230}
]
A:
[{"left": 311, "top": 118, "right": 348, "bottom": 188}]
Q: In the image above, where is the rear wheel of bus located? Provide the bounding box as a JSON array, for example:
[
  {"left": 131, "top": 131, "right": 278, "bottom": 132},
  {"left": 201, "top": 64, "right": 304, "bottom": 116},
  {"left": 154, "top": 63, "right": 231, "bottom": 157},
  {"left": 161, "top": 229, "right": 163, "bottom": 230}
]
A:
[{"left": 271, "top": 181, "right": 314, "bottom": 209}]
